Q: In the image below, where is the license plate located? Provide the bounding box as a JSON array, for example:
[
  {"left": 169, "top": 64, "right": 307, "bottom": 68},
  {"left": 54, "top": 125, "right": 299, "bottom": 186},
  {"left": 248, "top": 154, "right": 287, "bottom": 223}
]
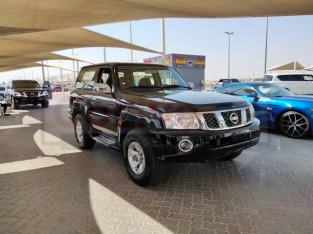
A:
[{"left": 231, "top": 133, "right": 250, "bottom": 143}]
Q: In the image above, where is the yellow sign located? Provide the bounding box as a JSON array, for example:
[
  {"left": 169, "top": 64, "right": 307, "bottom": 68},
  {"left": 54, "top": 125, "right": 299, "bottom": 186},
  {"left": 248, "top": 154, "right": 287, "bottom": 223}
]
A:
[
  {"left": 194, "top": 60, "right": 205, "bottom": 65},
  {"left": 176, "top": 59, "right": 186, "bottom": 64}
]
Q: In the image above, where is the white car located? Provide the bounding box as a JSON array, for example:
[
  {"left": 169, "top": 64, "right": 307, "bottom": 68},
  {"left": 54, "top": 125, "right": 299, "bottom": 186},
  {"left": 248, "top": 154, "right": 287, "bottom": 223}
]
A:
[
  {"left": 212, "top": 79, "right": 240, "bottom": 89},
  {"left": 264, "top": 73, "right": 313, "bottom": 94}
]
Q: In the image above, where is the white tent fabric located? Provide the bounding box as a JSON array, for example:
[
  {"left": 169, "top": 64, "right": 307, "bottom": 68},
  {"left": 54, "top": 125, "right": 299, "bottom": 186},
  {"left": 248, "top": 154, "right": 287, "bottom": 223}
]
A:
[
  {"left": 304, "top": 65, "right": 313, "bottom": 71},
  {"left": 0, "top": 52, "right": 94, "bottom": 67},
  {"left": 0, "top": 62, "right": 74, "bottom": 73},
  {"left": 0, "top": 28, "right": 160, "bottom": 57},
  {"left": 0, "top": 0, "right": 312, "bottom": 35},
  {"left": 267, "top": 61, "right": 305, "bottom": 71}
]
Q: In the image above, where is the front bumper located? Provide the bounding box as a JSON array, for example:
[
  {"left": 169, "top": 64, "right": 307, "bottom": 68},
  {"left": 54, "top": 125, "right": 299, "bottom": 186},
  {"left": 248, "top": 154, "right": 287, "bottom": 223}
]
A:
[
  {"left": 150, "top": 118, "right": 261, "bottom": 162},
  {"left": 14, "top": 96, "right": 49, "bottom": 105}
]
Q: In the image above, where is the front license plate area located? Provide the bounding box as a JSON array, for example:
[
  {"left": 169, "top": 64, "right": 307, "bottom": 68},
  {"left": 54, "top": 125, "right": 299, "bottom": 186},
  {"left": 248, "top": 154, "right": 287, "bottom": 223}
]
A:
[{"left": 231, "top": 133, "right": 250, "bottom": 143}]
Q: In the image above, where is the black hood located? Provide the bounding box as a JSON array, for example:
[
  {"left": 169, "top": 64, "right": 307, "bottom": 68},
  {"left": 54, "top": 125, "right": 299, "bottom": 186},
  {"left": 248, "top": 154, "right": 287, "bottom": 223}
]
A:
[
  {"left": 14, "top": 88, "right": 45, "bottom": 92},
  {"left": 118, "top": 89, "right": 250, "bottom": 113}
]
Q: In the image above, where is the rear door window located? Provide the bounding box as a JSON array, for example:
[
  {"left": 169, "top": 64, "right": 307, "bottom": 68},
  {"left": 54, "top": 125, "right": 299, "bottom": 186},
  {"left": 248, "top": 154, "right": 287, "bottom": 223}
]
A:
[
  {"left": 303, "top": 75, "right": 313, "bottom": 81},
  {"left": 277, "top": 75, "right": 289, "bottom": 81},
  {"left": 289, "top": 75, "right": 303, "bottom": 81},
  {"left": 75, "top": 68, "right": 97, "bottom": 90},
  {"left": 215, "top": 87, "right": 228, "bottom": 94},
  {"left": 227, "top": 85, "right": 258, "bottom": 96}
]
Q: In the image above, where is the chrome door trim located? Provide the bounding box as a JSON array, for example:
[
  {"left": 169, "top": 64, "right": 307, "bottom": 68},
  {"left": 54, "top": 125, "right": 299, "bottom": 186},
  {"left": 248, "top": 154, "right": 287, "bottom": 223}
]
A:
[{"left": 92, "top": 124, "right": 118, "bottom": 136}]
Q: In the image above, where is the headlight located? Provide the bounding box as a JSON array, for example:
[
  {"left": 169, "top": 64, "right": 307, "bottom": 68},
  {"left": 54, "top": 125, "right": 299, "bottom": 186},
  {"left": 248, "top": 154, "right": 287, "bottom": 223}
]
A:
[
  {"left": 162, "top": 113, "right": 200, "bottom": 129},
  {"left": 42, "top": 91, "right": 48, "bottom": 95},
  {"left": 248, "top": 102, "right": 255, "bottom": 120},
  {"left": 14, "top": 92, "right": 22, "bottom": 97}
]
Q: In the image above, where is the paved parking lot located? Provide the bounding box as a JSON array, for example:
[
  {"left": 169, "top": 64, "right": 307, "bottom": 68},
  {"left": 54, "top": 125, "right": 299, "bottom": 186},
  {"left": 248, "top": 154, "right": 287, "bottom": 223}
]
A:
[{"left": 0, "top": 94, "right": 313, "bottom": 234}]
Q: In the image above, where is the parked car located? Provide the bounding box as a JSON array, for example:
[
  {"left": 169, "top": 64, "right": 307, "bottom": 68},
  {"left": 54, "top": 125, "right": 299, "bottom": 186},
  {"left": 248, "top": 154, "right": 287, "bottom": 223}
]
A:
[
  {"left": 6, "top": 80, "right": 49, "bottom": 109},
  {"left": 212, "top": 79, "right": 240, "bottom": 89},
  {"left": 264, "top": 73, "right": 313, "bottom": 94},
  {"left": 0, "top": 86, "right": 5, "bottom": 101},
  {"left": 42, "top": 81, "right": 53, "bottom": 99},
  {"left": 212, "top": 82, "right": 313, "bottom": 138},
  {"left": 52, "top": 86, "right": 68, "bottom": 92},
  {"left": 69, "top": 63, "right": 260, "bottom": 186}
]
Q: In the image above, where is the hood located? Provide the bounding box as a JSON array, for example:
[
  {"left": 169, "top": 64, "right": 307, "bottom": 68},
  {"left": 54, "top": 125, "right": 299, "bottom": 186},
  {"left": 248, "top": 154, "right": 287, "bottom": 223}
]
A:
[{"left": 118, "top": 89, "right": 250, "bottom": 113}]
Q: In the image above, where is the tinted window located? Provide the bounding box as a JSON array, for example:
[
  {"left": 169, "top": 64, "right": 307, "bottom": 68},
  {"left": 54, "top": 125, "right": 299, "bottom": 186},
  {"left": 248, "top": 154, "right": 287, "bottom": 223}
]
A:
[
  {"left": 215, "top": 87, "right": 228, "bottom": 94},
  {"left": 231, "top": 79, "right": 240, "bottom": 82},
  {"left": 264, "top": 75, "right": 273, "bottom": 81},
  {"left": 277, "top": 75, "right": 289, "bottom": 81},
  {"left": 0, "top": 87, "right": 5, "bottom": 91},
  {"left": 303, "top": 75, "right": 313, "bottom": 81},
  {"left": 289, "top": 75, "right": 303, "bottom": 81},
  {"left": 227, "top": 85, "right": 258, "bottom": 96},
  {"left": 12, "top": 82, "right": 40, "bottom": 88},
  {"left": 75, "top": 69, "right": 97, "bottom": 90},
  {"left": 253, "top": 84, "right": 295, "bottom": 97}
]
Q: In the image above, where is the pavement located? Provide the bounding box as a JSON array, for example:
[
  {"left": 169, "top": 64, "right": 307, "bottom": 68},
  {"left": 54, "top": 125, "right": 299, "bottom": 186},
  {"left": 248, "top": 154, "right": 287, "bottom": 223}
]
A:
[{"left": 0, "top": 93, "right": 313, "bottom": 234}]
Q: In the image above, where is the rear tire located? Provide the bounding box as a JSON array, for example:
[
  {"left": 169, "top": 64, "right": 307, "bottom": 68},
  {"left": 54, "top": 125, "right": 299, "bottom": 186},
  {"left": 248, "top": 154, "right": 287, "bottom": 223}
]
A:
[
  {"left": 33, "top": 103, "right": 38, "bottom": 106},
  {"left": 74, "top": 114, "right": 95, "bottom": 149},
  {"left": 123, "top": 128, "right": 165, "bottom": 186},
  {"left": 217, "top": 150, "right": 243, "bottom": 161},
  {"left": 41, "top": 102, "right": 49, "bottom": 108}
]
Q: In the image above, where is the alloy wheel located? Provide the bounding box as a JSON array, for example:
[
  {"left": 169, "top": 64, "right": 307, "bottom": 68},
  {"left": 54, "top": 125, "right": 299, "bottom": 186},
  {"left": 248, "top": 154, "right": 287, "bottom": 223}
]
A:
[
  {"left": 128, "top": 142, "right": 146, "bottom": 175},
  {"left": 75, "top": 120, "right": 83, "bottom": 143},
  {"left": 280, "top": 111, "right": 310, "bottom": 138}
]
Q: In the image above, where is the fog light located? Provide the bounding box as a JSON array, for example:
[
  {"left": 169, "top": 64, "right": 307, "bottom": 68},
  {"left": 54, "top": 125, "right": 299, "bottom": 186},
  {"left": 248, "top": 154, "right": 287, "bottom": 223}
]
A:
[
  {"left": 178, "top": 139, "right": 193, "bottom": 152},
  {"left": 15, "top": 100, "right": 18, "bottom": 103}
]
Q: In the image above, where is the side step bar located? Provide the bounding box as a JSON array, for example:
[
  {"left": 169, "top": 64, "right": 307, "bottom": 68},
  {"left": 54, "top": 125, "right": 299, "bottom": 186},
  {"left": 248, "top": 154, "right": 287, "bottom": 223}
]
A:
[{"left": 92, "top": 135, "right": 121, "bottom": 151}]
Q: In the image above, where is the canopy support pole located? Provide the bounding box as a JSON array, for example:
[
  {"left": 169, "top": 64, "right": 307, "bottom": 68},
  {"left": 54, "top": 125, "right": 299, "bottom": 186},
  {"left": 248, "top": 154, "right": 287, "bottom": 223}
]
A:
[
  {"left": 41, "top": 61, "right": 45, "bottom": 81},
  {"left": 161, "top": 18, "right": 166, "bottom": 83},
  {"left": 103, "top": 48, "right": 107, "bottom": 63},
  {"left": 294, "top": 61, "right": 296, "bottom": 72},
  {"left": 264, "top": 17, "right": 268, "bottom": 77},
  {"left": 60, "top": 68, "right": 64, "bottom": 98},
  {"left": 130, "top": 21, "right": 133, "bottom": 62}
]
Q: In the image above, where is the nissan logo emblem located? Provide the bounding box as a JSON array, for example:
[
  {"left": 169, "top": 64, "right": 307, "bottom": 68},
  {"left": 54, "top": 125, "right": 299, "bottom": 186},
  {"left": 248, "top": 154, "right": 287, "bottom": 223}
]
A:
[
  {"left": 230, "top": 113, "right": 239, "bottom": 124},
  {"left": 31, "top": 93, "right": 34, "bottom": 95}
]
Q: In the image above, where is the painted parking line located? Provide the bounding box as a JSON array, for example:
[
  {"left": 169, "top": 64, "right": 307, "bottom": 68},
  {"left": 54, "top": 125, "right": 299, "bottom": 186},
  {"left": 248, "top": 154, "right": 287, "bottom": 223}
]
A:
[
  {"left": 0, "top": 157, "right": 64, "bottom": 175},
  {"left": 22, "top": 115, "right": 42, "bottom": 124},
  {"left": 0, "top": 125, "right": 30, "bottom": 130}
]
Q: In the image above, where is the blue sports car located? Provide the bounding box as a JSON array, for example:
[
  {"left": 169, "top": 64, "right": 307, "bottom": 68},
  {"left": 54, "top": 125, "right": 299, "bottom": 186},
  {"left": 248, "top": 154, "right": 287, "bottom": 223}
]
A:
[{"left": 212, "top": 82, "right": 313, "bottom": 138}]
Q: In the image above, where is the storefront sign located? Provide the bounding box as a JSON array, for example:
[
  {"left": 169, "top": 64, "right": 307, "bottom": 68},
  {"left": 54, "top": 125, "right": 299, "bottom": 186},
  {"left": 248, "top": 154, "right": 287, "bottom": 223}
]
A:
[{"left": 144, "top": 59, "right": 151, "bottom": 63}]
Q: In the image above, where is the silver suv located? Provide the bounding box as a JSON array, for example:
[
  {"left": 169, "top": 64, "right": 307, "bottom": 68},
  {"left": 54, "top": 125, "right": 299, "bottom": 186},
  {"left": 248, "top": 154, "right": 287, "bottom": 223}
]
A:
[{"left": 264, "top": 73, "right": 313, "bottom": 94}]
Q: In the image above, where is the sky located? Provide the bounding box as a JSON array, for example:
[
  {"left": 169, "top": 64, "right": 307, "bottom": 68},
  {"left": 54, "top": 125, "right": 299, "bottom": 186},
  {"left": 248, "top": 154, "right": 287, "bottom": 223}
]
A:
[{"left": 0, "top": 15, "right": 312, "bottom": 84}]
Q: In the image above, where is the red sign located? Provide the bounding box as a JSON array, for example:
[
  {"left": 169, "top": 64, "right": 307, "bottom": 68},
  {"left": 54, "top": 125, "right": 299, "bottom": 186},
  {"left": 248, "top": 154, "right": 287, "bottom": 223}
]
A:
[
  {"left": 144, "top": 59, "right": 151, "bottom": 63},
  {"left": 173, "top": 55, "right": 184, "bottom": 60},
  {"left": 198, "top": 57, "right": 205, "bottom": 61}
]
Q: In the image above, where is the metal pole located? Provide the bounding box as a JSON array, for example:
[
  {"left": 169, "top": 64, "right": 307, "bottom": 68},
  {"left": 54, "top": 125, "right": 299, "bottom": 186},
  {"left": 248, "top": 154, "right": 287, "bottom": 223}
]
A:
[
  {"left": 103, "top": 47, "right": 107, "bottom": 63},
  {"left": 228, "top": 34, "right": 230, "bottom": 79},
  {"left": 23, "top": 70, "right": 26, "bottom": 79},
  {"left": 294, "top": 61, "right": 296, "bottom": 72},
  {"left": 41, "top": 61, "right": 45, "bottom": 81},
  {"left": 161, "top": 18, "right": 166, "bottom": 66},
  {"left": 130, "top": 21, "right": 133, "bottom": 62},
  {"left": 264, "top": 17, "right": 268, "bottom": 77},
  {"left": 72, "top": 49, "right": 75, "bottom": 79},
  {"left": 46, "top": 63, "right": 49, "bottom": 81},
  {"left": 60, "top": 69, "right": 64, "bottom": 97},
  {"left": 31, "top": 68, "right": 33, "bottom": 80}
]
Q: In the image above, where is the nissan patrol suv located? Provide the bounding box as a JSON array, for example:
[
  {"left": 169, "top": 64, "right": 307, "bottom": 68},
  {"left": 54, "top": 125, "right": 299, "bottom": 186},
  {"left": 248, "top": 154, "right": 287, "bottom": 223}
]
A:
[
  {"left": 69, "top": 63, "right": 260, "bottom": 186},
  {"left": 6, "top": 80, "right": 49, "bottom": 109}
]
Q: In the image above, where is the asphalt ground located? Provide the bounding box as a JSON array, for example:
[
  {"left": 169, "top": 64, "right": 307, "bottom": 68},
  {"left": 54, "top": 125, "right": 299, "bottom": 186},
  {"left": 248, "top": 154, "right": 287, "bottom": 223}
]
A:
[{"left": 0, "top": 93, "right": 312, "bottom": 234}]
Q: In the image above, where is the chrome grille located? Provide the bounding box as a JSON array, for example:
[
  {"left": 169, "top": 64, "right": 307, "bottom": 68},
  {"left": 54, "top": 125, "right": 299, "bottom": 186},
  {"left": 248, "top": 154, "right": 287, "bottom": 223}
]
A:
[
  {"left": 246, "top": 108, "right": 251, "bottom": 122},
  {"left": 221, "top": 110, "right": 242, "bottom": 127},
  {"left": 25, "top": 92, "right": 38, "bottom": 97},
  {"left": 203, "top": 113, "right": 220, "bottom": 129}
]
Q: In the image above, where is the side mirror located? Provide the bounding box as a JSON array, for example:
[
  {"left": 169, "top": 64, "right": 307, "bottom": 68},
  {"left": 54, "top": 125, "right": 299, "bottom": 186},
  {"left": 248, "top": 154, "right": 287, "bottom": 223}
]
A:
[
  {"left": 43, "top": 85, "right": 49, "bottom": 88},
  {"left": 247, "top": 93, "right": 258, "bottom": 98},
  {"left": 187, "top": 82, "right": 194, "bottom": 90},
  {"left": 94, "top": 83, "right": 111, "bottom": 94}
]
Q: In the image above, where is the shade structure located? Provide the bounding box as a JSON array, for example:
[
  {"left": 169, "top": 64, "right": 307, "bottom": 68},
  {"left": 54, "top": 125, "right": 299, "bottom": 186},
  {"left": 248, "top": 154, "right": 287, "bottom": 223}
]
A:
[
  {"left": 0, "top": 52, "right": 94, "bottom": 67},
  {"left": 0, "top": 0, "right": 312, "bottom": 35},
  {"left": 0, "top": 62, "right": 74, "bottom": 73},
  {"left": 0, "top": 28, "right": 161, "bottom": 57},
  {"left": 267, "top": 61, "right": 305, "bottom": 71},
  {"left": 304, "top": 65, "right": 313, "bottom": 71}
]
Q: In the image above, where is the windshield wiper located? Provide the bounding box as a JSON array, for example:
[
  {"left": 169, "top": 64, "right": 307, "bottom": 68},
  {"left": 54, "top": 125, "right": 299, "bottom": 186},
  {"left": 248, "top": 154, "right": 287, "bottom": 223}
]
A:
[
  {"left": 126, "top": 85, "right": 163, "bottom": 89},
  {"left": 162, "top": 85, "right": 190, "bottom": 89}
]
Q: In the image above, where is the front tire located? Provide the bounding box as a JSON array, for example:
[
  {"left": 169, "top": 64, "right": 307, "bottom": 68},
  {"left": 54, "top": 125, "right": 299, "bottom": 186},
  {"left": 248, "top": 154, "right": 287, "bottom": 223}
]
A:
[
  {"left": 74, "top": 114, "right": 95, "bottom": 149},
  {"left": 218, "top": 150, "right": 243, "bottom": 161},
  {"left": 41, "top": 102, "right": 49, "bottom": 108},
  {"left": 279, "top": 111, "right": 310, "bottom": 138},
  {"left": 11, "top": 98, "right": 19, "bottom": 110},
  {"left": 123, "top": 129, "right": 165, "bottom": 186}
]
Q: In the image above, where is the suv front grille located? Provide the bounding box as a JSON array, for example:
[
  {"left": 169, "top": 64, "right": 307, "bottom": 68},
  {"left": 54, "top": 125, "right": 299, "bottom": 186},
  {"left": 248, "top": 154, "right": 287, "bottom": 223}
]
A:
[
  {"left": 221, "top": 110, "right": 242, "bottom": 127},
  {"left": 25, "top": 92, "right": 38, "bottom": 97},
  {"left": 203, "top": 113, "right": 220, "bottom": 129},
  {"left": 245, "top": 108, "right": 251, "bottom": 122}
]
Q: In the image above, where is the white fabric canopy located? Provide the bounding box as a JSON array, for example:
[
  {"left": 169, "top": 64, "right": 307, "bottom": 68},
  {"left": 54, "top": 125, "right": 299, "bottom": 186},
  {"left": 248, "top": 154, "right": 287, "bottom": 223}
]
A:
[
  {"left": 304, "top": 65, "right": 313, "bottom": 71},
  {"left": 0, "top": 0, "right": 312, "bottom": 35},
  {"left": 0, "top": 52, "right": 94, "bottom": 67},
  {"left": 267, "top": 61, "right": 305, "bottom": 71},
  {"left": 0, "top": 62, "right": 74, "bottom": 73},
  {"left": 0, "top": 28, "right": 160, "bottom": 57}
]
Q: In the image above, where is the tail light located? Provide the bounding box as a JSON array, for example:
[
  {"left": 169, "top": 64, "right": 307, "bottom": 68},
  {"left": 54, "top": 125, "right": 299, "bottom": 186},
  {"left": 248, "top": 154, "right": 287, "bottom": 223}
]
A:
[{"left": 222, "top": 83, "right": 224, "bottom": 86}]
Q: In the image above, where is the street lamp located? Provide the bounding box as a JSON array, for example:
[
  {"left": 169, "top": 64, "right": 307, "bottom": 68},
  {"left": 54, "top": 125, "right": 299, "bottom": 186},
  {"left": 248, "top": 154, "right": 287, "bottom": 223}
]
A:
[{"left": 225, "top": 32, "right": 234, "bottom": 79}]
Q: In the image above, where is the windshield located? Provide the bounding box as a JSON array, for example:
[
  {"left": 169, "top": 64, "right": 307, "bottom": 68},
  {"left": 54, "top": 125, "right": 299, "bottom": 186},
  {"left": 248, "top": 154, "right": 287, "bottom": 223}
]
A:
[
  {"left": 116, "top": 66, "right": 189, "bottom": 89},
  {"left": 252, "top": 83, "right": 295, "bottom": 97},
  {"left": 0, "top": 87, "right": 5, "bottom": 91},
  {"left": 13, "top": 82, "right": 40, "bottom": 89}
]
